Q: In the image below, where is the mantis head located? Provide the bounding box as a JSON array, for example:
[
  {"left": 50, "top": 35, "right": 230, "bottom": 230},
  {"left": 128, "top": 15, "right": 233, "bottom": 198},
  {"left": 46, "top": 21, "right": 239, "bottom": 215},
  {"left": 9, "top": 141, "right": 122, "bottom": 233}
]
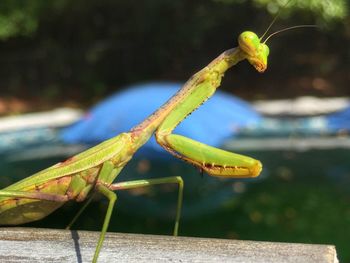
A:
[{"left": 238, "top": 31, "right": 269, "bottom": 73}]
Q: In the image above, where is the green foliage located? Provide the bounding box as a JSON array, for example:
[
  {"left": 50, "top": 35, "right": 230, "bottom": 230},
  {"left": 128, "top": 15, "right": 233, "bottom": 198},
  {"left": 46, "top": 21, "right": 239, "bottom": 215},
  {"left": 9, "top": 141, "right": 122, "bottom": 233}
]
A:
[
  {"left": 256, "top": 0, "right": 347, "bottom": 23},
  {"left": 0, "top": 0, "right": 68, "bottom": 40},
  {"left": 0, "top": 0, "right": 347, "bottom": 40},
  {"left": 0, "top": 1, "right": 348, "bottom": 102},
  {"left": 0, "top": 1, "right": 41, "bottom": 39},
  {"left": 215, "top": 0, "right": 347, "bottom": 23}
]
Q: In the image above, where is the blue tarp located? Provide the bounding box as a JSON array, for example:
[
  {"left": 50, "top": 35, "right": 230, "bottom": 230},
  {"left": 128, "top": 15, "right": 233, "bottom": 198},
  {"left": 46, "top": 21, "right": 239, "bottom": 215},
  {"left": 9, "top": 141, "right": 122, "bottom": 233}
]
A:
[
  {"left": 327, "top": 106, "right": 350, "bottom": 131},
  {"left": 2, "top": 82, "right": 350, "bottom": 157}
]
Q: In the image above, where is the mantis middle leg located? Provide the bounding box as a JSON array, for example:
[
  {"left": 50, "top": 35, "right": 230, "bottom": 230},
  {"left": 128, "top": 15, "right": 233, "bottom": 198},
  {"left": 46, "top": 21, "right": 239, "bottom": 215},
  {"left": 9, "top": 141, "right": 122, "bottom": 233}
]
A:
[{"left": 84, "top": 161, "right": 184, "bottom": 263}]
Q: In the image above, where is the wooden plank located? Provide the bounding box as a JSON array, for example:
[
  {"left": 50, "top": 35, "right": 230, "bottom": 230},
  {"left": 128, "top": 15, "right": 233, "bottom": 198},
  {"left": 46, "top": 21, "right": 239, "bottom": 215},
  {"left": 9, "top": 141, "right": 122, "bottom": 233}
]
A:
[{"left": 0, "top": 227, "right": 338, "bottom": 263}]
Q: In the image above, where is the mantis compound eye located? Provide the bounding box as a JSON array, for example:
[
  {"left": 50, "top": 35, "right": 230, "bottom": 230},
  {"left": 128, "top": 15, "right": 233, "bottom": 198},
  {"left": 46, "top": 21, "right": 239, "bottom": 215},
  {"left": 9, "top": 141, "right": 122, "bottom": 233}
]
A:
[
  {"left": 238, "top": 31, "right": 260, "bottom": 56},
  {"left": 260, "top": 43, "right": 269, "bottom": 57}
]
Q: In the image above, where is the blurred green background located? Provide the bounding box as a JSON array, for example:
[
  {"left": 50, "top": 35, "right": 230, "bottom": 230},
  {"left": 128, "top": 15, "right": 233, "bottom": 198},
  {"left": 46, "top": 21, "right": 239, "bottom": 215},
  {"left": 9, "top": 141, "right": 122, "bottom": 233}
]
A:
[
  {"left": 0, "top": 0, "right": 349, "bottom": 110},
  {"left": 1, "top": 0, "right": 350, "bottom": 262}
]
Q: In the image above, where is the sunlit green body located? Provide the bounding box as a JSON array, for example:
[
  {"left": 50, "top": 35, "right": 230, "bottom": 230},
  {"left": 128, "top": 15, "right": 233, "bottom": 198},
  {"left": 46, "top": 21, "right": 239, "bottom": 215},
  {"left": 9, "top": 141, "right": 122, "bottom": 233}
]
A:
[
  {"left": 0, "top": 133, "right": 132, "bottom": 224},
  {"left": 0, "top": 31, "right": 269, "bottom": 262}
]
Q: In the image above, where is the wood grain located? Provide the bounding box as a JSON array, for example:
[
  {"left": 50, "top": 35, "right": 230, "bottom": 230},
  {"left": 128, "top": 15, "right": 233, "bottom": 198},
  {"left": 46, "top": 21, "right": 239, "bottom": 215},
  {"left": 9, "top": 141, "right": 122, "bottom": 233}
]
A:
[{"left": 0, "top": 227, "right": 338, "bottom": 262}]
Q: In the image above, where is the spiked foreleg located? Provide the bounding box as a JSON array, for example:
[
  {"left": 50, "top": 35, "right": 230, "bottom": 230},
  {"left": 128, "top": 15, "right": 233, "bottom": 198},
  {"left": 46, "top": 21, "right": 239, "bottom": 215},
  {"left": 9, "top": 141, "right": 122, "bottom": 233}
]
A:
[{"left": 156, "top": 133, "right": 262, "bottom": 178}]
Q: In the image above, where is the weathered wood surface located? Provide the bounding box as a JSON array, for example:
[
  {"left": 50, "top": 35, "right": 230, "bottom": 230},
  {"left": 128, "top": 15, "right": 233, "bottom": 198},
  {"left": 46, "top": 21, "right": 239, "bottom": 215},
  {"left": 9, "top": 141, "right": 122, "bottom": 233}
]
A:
[{"left": 0, "top": 227, "right": 338, "bottom": 263}]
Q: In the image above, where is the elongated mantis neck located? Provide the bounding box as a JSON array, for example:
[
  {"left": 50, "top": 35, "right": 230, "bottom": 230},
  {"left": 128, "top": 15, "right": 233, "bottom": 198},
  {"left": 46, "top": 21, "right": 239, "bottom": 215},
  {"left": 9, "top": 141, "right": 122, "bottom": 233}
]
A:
[{"left": 130, "top": 47, "right": 246, "bottom": 148}]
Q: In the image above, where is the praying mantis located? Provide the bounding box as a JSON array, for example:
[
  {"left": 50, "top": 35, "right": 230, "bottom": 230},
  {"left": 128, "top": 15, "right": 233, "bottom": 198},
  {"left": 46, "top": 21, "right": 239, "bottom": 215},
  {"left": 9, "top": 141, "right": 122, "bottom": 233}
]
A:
[{"left": 0, "top": 30, "right": 268, "bottom": 262}]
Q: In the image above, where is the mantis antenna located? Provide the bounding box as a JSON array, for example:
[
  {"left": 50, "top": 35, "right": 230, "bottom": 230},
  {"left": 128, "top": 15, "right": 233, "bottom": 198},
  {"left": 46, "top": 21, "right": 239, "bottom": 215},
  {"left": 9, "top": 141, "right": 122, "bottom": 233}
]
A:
[
  {"left": 259, "top": 0, "right": 293, "bottom": 41},
  {"left": 263, "top": 24, "right": 319, "bottom": 43},
  {"left": 259, "top": 0, "right": 317, "bottom": 43}
]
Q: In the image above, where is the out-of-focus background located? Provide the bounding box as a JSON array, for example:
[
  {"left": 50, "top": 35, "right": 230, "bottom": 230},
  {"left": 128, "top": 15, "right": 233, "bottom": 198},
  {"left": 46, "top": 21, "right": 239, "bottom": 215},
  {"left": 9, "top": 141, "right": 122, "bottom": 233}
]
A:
[{"left": 1, "top": 0, "right": 350, "bottom": 261}]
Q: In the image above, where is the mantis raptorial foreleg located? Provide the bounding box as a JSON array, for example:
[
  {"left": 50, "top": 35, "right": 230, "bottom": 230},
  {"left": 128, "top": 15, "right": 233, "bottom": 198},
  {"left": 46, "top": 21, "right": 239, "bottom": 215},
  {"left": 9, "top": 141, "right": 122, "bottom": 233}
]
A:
[{"left": 154, "top": 69, "right": 262, "bottom": 177}]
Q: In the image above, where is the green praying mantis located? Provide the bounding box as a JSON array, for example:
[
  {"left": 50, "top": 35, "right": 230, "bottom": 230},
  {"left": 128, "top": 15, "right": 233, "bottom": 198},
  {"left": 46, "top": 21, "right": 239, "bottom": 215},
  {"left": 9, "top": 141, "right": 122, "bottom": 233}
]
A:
[{"left": 1, "top": 25, "right": 295, "bottom": 262}]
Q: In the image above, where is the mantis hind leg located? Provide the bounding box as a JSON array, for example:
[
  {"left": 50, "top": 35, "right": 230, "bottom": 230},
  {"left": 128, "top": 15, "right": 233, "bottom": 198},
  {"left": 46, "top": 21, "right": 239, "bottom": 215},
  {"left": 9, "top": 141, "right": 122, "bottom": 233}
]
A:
[
  {"left": 93, "top": 184, "right": 117, "bottom": 263},
  {"left": 65, "top": 193, "right": 95, "bottom": 230}
]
